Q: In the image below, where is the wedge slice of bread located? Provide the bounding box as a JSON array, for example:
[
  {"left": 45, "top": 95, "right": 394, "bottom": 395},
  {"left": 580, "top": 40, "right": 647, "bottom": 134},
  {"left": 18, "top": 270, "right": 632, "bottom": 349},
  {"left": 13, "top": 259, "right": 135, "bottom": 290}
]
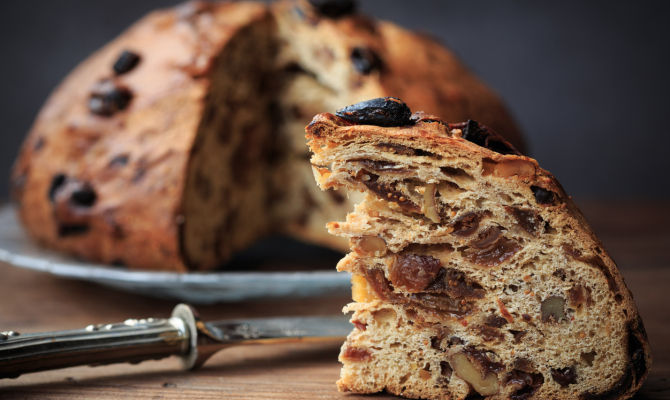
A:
[{"left": 306, "top": 97, "right": 650, "bottom": 400}]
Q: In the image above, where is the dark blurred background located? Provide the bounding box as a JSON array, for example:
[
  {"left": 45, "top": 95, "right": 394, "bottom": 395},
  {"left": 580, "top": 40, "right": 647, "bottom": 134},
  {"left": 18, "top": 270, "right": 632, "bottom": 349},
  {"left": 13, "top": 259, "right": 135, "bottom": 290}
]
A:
[{"left": 0, "top": 0, "right": 669, "bottom": 199}]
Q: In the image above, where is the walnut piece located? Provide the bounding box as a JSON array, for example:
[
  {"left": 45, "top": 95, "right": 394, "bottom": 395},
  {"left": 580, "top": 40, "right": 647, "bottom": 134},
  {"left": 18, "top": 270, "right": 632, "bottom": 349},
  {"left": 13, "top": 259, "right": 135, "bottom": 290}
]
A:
[{"left": 451, "top": 352, "right": 500, "bottom": 396}]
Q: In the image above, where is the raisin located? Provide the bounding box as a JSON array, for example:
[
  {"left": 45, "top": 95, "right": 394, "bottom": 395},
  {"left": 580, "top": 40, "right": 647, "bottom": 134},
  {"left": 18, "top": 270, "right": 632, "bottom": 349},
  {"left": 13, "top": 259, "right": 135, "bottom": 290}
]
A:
[
  {"left": 69, "top": 183, "right": 97, "bottom": 208},
  {"left": 430, "top": 327, "right": 450, "bottom": 351},
  {"left": 530, "top": 185, "right": 556, "bottom": 205},
  {"left": 336, "top": 97, "right": 412, "bottom": 127},
  {"left": 89, "top": 79, "right": 132, "bottom": 116},
  {"left": 440, "top": 361, "right": 453, "bottom": 378},
  {"left": 506, "top": 207, "right": 541, "bottom": 235},
  {"left": 477, "top": 325, "right": 504, "bottom": 342},
  {"left": 308, "top": 0, "right": 357, "bottom": 18},
  {"left": 504, "top": 369, "right": 544, "bottom": 400},
  {"left": 389, "top": 254, "right": 442, "bottom": 292},
  {"left": 112, "top": 50, "right": 141, "bottom": 75},
  {"left": 452, "top": 212, "right": 482, "bottom": 236},
  {"left": 351, "top": 47, "right": 383, "bottom": 74},
  {"left": 48, "top": 174, "right": 67, "bottom": 202},
  {"left": 551, "top": 366, "right": 577, "bottom": 387},
  {"left": 341, "top": 346, "right": 371, "bottom": 361}
]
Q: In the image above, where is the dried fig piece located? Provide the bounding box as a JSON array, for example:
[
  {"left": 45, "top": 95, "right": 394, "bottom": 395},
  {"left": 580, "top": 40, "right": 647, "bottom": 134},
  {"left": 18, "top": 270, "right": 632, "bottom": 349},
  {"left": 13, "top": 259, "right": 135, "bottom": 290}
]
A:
[
  {"left": 389, "top": 253, "right": 442, "bottom": 292},
  {"left": 336, "top": 97, "right": 412, "bottom": 127},
  {"left": 568, "top": 285, "right": 593, "bottom": 309},
  {"left": 451, "top": 212, "right": 482, "bottom": 236},
  {"left": 362, "top": 175, "right": 420, "bottom": 213},
  {"left": 541, "top": 296, "right": 566, "bottom": 322},
  {"left": 425, "top": 268, "right": 485, "bottom": 299},
  {"left": 551, "top": 366, "right": 577, "bottom": 387},
  {"left": 484, "top": 314, "right": 508, "bottom": 328}
]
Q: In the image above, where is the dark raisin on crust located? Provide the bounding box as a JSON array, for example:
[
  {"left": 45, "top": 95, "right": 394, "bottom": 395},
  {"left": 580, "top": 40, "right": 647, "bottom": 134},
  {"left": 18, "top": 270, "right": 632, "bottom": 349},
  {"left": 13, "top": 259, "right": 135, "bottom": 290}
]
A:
[
  {"left": 48, "top": 174, "right": 67, "bottom": 202},
  {"left": 69, "top": 183, "right": 97, "bottom": 208},
  {"left": 308, "top": 0, "right": 357, "bottom": 18},
  {"left": 351, "top": 47, "right": 383, "bottom": 74},
  {"left": 504, "top": 369, "right": 545, "bottom": 400},
  {"left": 112, "top": 50, "right": 141, "bottom": 75},
  {"left": 336, "top": 97, "right": 412, "bottom": 127},
  {"left": 89, "top": 79, "right": 133, "bottom": 116},
  {"left": 551, "top": 366, "right": 577, "bottom": 387},
  {"left": 530, "top": 185, "right": 556, "bottom": 205},
  {"left": 458, "top": 120, "right": 518, "bottom": 155}
]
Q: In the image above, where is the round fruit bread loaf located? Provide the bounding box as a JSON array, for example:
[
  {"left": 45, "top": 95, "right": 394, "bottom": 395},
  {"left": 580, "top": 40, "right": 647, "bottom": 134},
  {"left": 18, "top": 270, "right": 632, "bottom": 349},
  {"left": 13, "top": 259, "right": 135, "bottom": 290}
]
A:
[{"left": 11, "top": 0, "right": 525, "bottom": 271}]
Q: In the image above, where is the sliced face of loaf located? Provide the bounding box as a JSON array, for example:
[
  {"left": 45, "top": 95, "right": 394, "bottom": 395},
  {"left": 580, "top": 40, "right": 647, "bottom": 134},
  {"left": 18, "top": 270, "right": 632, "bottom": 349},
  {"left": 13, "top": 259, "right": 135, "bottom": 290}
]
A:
[{"left": 305, "top": 98, "right": 651, "bottom": 400}]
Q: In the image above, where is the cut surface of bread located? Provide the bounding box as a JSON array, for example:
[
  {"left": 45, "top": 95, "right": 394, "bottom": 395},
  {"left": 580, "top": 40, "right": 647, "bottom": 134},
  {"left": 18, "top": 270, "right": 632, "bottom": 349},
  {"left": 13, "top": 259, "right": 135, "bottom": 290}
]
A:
[
  {"left": 306, "top": 98, "right": 651, "bottom": 400},
  {"left": 12, "top": 0, "right": 524, "bottom": 271}
]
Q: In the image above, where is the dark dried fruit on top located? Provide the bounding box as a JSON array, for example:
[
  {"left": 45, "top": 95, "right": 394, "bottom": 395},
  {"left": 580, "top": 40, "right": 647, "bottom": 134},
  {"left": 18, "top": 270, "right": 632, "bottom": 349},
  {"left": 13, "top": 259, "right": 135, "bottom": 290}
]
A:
[
  {"left": 89, "top": 79, "right": 133, "bottom": 117},
  {"left": 113, "top": 50, "right": 141, "bottom": 75},
  {"left": 351, "top": 47, "right": 383, "bottom": 74},
  {"left": 530, "top": 185, "right": 556, "bottom": 205},
  {"left": 308, "top": 0, "right": 357, "bottom": 18},
  {"left": 459, "top": 120, "right": 518, "bottom": 155},
  {"left": 551, "top": 366, "right": 577, "bottom": 387},
  {"left": 336, "top": 97, "right": 412, "bottom": 127}
]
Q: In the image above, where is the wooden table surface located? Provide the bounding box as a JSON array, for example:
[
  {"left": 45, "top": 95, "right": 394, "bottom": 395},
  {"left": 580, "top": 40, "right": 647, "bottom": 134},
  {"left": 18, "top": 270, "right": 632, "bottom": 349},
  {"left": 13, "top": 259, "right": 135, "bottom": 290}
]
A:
[{"left": 0, "top": 200, "right": 669, "bottom": 399}]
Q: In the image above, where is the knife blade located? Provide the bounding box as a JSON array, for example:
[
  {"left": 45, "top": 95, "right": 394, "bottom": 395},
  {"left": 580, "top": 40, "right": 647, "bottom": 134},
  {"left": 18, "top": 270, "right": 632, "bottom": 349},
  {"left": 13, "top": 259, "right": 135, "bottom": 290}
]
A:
[{"left": 0, "top": 304, "right": 351, "bottom": 379}]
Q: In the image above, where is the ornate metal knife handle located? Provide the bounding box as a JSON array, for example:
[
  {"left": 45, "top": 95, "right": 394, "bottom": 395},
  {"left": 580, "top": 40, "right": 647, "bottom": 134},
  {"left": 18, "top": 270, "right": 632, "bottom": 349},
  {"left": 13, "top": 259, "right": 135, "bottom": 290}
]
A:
[{"left": 0, "top": 304, "right": 203, "bottom": 379}]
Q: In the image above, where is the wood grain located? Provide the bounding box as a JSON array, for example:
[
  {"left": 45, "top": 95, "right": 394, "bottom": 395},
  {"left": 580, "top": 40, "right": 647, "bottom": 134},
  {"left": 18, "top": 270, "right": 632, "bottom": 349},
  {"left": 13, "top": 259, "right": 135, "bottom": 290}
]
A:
[{"left": 0, "top": 200, "right": 668, "bottom": 399}]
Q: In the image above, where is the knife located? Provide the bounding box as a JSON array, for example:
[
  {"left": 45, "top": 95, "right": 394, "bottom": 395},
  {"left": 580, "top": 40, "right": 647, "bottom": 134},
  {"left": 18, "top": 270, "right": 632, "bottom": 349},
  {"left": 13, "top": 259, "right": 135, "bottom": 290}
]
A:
[{"left": 0, "top": 303, "right": 351, "bottom": 379}]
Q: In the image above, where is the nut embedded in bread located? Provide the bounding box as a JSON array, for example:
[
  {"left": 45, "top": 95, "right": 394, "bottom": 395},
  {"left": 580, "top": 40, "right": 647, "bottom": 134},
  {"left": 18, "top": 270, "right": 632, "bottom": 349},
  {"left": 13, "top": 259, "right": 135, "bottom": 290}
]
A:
[
  {"left": 12, "top": 0, "right": 524, "bottom": 271},
  {"left": 305, "top": 97, "right": 651, "bottom": 400}
]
